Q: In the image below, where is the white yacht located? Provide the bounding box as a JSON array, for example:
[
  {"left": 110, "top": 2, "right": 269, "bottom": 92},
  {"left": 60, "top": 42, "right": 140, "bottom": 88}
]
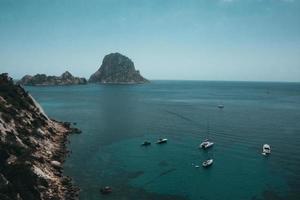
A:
[
  {"left": 200, "top": 139, "right": 214, "bottom": 149},
  {"left": 156, "top": 138, "right": 168, "bottom": 144},
  {"left": 262, "top": 144, "right": 271, "bottom": 155},
  {"left": 202, "top": 159, "right": 213, "bottom": 167}
]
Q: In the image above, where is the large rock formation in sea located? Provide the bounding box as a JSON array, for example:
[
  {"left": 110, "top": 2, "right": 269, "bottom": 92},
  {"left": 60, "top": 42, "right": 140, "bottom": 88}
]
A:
[
  {"left": 0, "top": 73, "right": 79, "bottom": 200},
  {"left": 89, "top": 53, "right": 149, "bottom": 84},
  {"left": 18, "top": 71, "right": 87, "bottom": 86}
]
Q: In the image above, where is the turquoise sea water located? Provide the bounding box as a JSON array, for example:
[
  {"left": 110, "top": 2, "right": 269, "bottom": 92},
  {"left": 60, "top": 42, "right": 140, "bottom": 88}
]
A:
[{"left": 27, "top": 81, "right": 300, "bottom": 200}]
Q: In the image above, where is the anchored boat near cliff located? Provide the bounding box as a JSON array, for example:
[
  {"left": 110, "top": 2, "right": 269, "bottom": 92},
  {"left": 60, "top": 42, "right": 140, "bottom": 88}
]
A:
[{"left": 100, "top": 186, "right": 112, "bottom": 195}]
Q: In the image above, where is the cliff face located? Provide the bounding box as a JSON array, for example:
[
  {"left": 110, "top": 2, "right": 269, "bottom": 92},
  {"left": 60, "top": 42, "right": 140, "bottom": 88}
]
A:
[
  {"left": 0, "top": 73, "right": 79, "bottom": 200},
  {"left": 18, "top": 71, "right": 87, "bottom": 86},
  {"left": 89, "top": 53, "right": 149, "bottom": 84}
]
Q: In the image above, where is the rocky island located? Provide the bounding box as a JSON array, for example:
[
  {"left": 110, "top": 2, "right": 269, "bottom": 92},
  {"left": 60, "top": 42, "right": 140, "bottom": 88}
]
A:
[
  {"left": 89, "top": 53, "right": 149, "bottom": 84},
  {"left": 18, "top": 71, "right": 87, "bottom": 86},
  {"left": 0, "top": 73, "right": 79, "bottom": 200}
]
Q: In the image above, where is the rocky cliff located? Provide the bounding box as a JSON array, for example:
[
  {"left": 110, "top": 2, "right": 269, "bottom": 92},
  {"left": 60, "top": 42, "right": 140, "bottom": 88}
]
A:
[
  {"left": 89, "top": 53, "right": 149, "bottom": 84},
  {"left": 0, "top": 73, "right": 79, "bottom": 200},
  {"left": 18, "top": 71, "right": 87, "bottom": 86}
]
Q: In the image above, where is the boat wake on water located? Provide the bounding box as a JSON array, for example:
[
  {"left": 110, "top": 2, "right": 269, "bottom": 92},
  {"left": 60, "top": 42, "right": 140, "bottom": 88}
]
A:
[
  {"left": 142, "top": 168, "right": 177, "bottom": 186},
  {"left": 163, "top": 109, "right": 203, "bottom": 129}
]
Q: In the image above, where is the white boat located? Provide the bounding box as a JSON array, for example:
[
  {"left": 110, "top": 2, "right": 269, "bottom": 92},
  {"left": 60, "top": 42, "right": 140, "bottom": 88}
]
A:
[
  {"left": 156, "top": 138, "right": 168, "bottom": 144},
  {"left": 199, "top": 139, "right": 214, "bottom": 149},
  {"left": 199, "top": 122, "right": 214, "bottom": 149},
  {"left": 202, "top": 159, "right": 213, "bottom": 167},
  {"left": 262, "top": 144, "right": 271, "bottom": 155}
]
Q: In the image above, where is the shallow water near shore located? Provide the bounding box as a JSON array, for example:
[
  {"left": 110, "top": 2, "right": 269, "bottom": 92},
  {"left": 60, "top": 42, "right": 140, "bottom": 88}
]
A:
[{"left": 27, "top": 81, "right": 300, "bottom": 200}]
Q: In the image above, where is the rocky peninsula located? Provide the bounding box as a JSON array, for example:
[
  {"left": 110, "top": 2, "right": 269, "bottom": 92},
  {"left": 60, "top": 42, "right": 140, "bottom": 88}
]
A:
[
  {"left": 18, "top": 71, "right": 87, "bottom": 86},
  {"left": 0, "top": 73, "right": 79, "bottom": 200},
  {"left": 89, "top": 53, "right": 149, "bottom": 84}
]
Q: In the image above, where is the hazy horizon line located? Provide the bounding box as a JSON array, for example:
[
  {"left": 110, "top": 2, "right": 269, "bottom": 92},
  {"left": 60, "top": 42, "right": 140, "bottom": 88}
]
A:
[{"left": 9, "top": 74, "right": 300, "bottom": 84}]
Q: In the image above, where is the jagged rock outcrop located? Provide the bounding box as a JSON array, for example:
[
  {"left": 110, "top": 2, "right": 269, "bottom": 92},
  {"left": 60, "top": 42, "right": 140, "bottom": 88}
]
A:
[
  {"left": 89, "top": 53, "right": 149, "bottom": 84},
  {"left": 0, "top": 73, "right": 79, "bottom": 200},
  {"left": 18, "top": 71, "right": 87, "bottom": 86}
]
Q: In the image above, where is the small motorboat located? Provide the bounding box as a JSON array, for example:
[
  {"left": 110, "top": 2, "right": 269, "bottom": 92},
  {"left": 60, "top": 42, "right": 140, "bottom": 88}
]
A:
[
  {"left": 100, "top": 186, "right": 112, "bottom": 195},
  {"left": 141, "top": 141, "right": 151, "bottom": 146},
  {"left": 217, "top": 104, "right": 224, "bottom": 109},
  {"left": 199, "top": 139, "right": 214, "bottom": 149},
  {"left": 156, "top": 138, "right": 168, "bottom": 144},
  {"left": 262, "top": 144, "right": 271, "bottom": 156},
  {"left": 202, "top": 159, "right": 213, "bottom": 168}
]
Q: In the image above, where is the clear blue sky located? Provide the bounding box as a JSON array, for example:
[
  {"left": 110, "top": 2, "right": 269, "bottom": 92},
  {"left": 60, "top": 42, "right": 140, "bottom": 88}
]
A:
[{"left": 0, "top": 0, "right": 300, "bottom": 81}]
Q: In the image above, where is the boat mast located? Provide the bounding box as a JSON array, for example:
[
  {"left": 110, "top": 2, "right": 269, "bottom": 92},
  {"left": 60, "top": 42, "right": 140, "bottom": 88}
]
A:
[{"left": 207, "top": 120, "right": 210, "bottom": 139}]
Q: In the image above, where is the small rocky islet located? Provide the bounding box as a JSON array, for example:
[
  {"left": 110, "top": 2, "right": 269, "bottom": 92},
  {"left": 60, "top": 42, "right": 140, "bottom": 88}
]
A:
[
  {"left": 89, "top": 52, "right": 149, "bottom": 84},
  {"left": 18, "top": 53, "right": 149, "bottom": 86},
  {"left": 0, "top": 73, "right": 80, "bottom": 200},
  {"left": 18, "top": 71, "right": 87, "bottom": 86}
]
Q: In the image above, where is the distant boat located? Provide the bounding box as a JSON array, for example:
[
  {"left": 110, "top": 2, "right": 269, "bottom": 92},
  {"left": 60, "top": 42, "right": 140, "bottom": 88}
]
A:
[
  {"left": 202, "top": 159, "right": 213, "bottom": 167},
  {"left": 199, "top": 139, "right": 214, "bottom": 149},
  {"left": 262, "top": 144, "right": 271, "bottom": 156},
  {"left": 156, "top": 138, "right": 168, "bottom": 144},
  {"left": 217, "top": 104, "right": 224, "bottom": 109},
  {"left": 100, "top": 186, "right": 112, "bottom": 195},
  {"left": 141, "top": 141, "right": 151, "bottom": 146}
]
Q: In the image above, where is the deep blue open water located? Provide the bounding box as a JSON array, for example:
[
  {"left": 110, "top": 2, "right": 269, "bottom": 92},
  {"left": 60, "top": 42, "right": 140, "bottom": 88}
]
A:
[{"left": 27, "top": 81, "right": 300, "bottom": 200}]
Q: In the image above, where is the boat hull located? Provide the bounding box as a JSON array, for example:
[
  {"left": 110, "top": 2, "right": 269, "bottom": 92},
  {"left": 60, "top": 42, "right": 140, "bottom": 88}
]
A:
[
  {"left": 262, "top": 144, "right": 271, "bottom": 155},
  {"left": 156, "top": 139, "right": 168, "bottom": 144},
  {"left": 202, "top": 159, "right": 214, "bottom": 167},
  {"left": 200, "top": 141, "right": 214, "bottom": 149}
]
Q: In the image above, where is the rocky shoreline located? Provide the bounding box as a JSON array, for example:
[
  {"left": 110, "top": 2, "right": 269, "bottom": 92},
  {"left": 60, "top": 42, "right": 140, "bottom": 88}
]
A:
[{"left": 0, "top": 73, "right": 80, "bottom": 200}]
